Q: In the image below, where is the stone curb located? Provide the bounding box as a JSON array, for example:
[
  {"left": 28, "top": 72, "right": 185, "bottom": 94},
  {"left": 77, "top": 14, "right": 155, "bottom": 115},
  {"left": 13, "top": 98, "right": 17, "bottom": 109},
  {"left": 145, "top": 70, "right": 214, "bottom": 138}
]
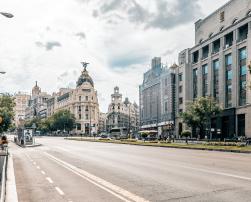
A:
[
  {"left": 11, "top": 140, "right": 42, "bottom": 148},
  {"left": 6, "top": 153, "right": 18, "bottom": 202},
  {"left": 65, "top": 138, "right": 251, "bottom": 154}
]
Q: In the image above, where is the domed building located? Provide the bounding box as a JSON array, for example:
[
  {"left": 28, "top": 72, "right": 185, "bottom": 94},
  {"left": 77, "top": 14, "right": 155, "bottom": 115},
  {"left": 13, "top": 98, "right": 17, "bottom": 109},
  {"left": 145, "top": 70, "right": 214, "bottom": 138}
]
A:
[{"left": 47, "top": 65, "right": 100, "bottom": 135}]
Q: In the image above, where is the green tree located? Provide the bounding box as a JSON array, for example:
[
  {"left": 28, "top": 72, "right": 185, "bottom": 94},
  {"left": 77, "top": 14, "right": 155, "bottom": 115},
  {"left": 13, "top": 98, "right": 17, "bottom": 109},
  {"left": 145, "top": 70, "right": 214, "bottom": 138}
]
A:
[
  {"left": 24, "top": 117, "right": 41, "bottom": 128},
  {"left": 181, "top": 97, "right": 221, "bottom": 139},
  {"left": 38, "top": 117, "right": 54, "bottom": 133},
  {"left": 0, "top": 94, "right": 15, "bottom": 134},
  {"left": 24, "top": 117, "right": 53, "bottom": 134},
  {"left": 51, "top": 110, "right": 76, "bottom": 132},
  {"left": 181, "top": 130, "right": 191, "bottom": 144}
]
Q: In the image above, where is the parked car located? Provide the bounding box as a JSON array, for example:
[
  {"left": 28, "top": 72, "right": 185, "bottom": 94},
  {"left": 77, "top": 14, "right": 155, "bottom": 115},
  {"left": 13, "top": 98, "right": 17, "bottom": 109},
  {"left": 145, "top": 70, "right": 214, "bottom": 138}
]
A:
[{"left": 100, "top": 133, "right": 109, "bottom": 139}]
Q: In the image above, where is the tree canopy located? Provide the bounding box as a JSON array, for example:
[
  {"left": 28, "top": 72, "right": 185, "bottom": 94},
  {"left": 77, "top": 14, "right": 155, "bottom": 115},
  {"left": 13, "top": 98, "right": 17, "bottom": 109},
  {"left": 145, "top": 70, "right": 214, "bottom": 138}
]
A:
[
  {"left": 0, "top": 94, "right": 15, "bottom": 134},
  {"left": 181, "top": 97, "right": 221, "bottom": 138},
  {"left": 51, "top": 110, "right": 76, "bottom": 132},
  {"left": 25, "top": 109, "right": 76, "bottom": 134}
]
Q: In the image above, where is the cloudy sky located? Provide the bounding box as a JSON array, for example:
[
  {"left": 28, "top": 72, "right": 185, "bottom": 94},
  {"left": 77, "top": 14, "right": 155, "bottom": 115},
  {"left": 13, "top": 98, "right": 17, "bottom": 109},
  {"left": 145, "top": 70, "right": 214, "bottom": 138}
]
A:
[{"left": 0, "top": 0, "right": 228, "bottom": 112}]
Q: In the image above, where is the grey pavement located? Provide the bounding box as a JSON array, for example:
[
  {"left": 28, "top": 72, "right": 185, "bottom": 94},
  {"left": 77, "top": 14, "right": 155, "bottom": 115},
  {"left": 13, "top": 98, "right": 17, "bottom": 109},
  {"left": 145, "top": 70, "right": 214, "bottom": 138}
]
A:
[{"left": 10, "top": 137, "right": 251, "bottom": 202}]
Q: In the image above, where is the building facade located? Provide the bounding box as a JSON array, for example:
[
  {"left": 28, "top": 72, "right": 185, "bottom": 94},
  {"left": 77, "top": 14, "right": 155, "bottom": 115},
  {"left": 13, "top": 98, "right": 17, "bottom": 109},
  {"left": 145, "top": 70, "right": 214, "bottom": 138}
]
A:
[
  {"left": 106, "top": 87, "right": 139, "bottom": 134},
  {"left": 47, "top": 67, "right": 100, "bottom": 135},
  {"left": 176, "top": 0, "right": 251, "bottom": 138},
  {"left": 98, "top": 112, "right": 107, "bottom": 133},
  {"left": 25, "top": 82, "right": 51, "bottom": 121},
  {"left": 14, "top": 92, "right": 30, "bottom": 127},
  {"left": 139, "top": 57, "right": 176, "bottom": 137}
]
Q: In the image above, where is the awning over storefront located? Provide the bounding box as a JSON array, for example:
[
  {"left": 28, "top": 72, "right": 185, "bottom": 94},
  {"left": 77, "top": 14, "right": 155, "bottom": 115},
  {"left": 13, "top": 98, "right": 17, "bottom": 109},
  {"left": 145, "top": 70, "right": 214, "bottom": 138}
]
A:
[
  {"left": 139, "top": 130, "right": 158, "bottom": 134},
  {"left": 158, "top": 121, "right": 174, "bottom": 126},
  {"left": 141, "top": 124, "right": 157, "bottom": 129},
  {"left": 141, "top": 121, "right": 174, "bottom": 129}
]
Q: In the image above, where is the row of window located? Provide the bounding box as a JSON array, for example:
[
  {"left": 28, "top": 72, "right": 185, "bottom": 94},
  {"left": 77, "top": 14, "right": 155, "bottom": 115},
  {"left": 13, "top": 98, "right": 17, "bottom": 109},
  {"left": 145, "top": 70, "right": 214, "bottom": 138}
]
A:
[
  {"left": 192, "top": 47, "right": 247, "bottom": 108},
  {"left": 78, "top": 113, "right": 94, "bottom": 120},
  {"left": 79, "top": 95, "right": 93, "bottom": 101},
  {"left": 76, "top": 123, "right": 97, "bottom": 131},
  {"left": 198, "top": 10, "right": 251, "bottom": 43},
  {"left": 193, "top": 24, "right": 248, "bottom": 63},
  {"left": 78, "top": 106, "right": 90, "bottom": 112}
]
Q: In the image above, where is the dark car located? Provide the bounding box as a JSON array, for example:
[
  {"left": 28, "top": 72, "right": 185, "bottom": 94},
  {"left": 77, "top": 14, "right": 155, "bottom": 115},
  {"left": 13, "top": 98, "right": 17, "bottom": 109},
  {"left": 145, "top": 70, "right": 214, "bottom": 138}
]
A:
[{"left": 100, "top": 133, "right": 108, "bottom": 138}]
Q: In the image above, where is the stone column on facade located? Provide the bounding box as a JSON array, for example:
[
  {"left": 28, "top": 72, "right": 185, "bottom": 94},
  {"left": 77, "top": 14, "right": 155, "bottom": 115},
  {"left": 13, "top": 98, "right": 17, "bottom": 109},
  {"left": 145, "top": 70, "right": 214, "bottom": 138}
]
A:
[
  {"left": 247, "top": 23, "right": 251, "bottom": 107},
  {"left": 208, "top": 43, "right": 213, "bottom": 97},
  {"left": 246, "top": 106, "right": 251, "bottom": 138},
  {"left": 197, "top": 58, "right": 203, "bottom": 98},
  {"left": 232, "top": 29, "right": 238, "bottom": 107},
  {"left": 219, "top": 37, "right": 225, "bottom": 107}
]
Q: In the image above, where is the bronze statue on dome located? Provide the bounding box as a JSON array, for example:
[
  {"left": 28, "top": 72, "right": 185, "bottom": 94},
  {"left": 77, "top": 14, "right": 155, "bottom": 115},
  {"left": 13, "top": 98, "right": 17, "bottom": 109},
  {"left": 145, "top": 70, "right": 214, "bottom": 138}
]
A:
[{"left": 81, "top": 62, "right": 89, "bottom": 71}]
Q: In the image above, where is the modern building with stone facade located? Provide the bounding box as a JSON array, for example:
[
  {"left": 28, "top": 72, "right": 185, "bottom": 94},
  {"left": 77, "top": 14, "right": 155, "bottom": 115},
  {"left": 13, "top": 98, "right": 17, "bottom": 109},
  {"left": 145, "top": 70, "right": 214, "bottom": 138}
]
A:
[
  {"left": 139, "top": 57, "right": 176, "bottom": 138},
  {"left": 47, "top": 67, "right": 100, "bottom": 135},
  {"left": 25, "top": 82, "right": 51, "bottom": 121},
  {"left": 106, "top": 87, "right": 139, "bottom": 134},
  {"left": 14, "top": 92, "right": 30, "bottom": 127},
  {"left": 176, "top": 0, "right": 251, "bottom": 138}
]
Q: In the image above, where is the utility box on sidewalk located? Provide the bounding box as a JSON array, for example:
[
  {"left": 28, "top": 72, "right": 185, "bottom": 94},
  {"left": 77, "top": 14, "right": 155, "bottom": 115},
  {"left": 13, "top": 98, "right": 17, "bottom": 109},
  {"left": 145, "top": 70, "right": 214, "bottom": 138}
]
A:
[{"left": 16, "top": 128, "right": 34, "bottom": 146}]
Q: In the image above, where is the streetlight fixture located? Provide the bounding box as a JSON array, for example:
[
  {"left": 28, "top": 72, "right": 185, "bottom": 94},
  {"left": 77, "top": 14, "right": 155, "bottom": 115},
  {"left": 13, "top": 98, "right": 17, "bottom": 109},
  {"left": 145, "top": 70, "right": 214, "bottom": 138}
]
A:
[
  {"left": 0, "top": 12, "right": 14, "bottom": 18},
  {"left": 0, "top": 71, "right": 6, "bottom": 74}
]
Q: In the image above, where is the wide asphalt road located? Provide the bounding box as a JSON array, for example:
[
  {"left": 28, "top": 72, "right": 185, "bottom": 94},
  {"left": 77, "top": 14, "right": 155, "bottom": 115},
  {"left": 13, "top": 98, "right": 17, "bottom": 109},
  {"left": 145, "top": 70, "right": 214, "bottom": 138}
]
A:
[{"left": 10, "top": 137, "right": 251, "bottom": 202}]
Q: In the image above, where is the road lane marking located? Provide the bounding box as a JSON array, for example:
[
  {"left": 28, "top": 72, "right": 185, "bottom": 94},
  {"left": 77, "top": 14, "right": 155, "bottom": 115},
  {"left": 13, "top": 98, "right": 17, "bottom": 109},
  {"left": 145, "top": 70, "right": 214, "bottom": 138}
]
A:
[
  {"left": 179, "top": 165, "right": 251, "bottom": 182},
  {"left": 44, "top": 152, "right": 149, "bottom": 202},
  {"left": 41, "top": 171, "right": 46, "bottom": 175},
  {"left": 36, "top": 166, "right": 40, "bottom": 169},
  {"left": 55, "top": 187, "right": 64, "bottom": 195},
  {"left": 33, "top": 162, "right": 36, "bottom": 165},
  {"left": 46, "top": 177, "right": 53, "bottom": 184}
]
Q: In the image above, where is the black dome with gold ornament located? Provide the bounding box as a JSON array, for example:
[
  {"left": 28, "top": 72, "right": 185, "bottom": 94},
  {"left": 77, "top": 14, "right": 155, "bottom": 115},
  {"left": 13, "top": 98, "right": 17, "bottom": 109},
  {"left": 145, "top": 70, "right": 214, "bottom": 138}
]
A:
[{"left": 76, "top": 62, "right": 94, "bottom": 87}]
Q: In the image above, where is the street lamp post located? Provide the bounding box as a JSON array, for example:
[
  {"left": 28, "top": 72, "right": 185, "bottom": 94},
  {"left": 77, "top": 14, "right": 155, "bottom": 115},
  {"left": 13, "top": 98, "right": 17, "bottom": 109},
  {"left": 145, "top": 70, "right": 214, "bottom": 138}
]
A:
[
  {"left": 0, "top": 11, "right": 13, "bottom": 81},
  {"left": 128, "top": 104, "right": 131, "bottom": 139},
  {"left": 89, "top": 105, "right": 92, "bottom": 137}
]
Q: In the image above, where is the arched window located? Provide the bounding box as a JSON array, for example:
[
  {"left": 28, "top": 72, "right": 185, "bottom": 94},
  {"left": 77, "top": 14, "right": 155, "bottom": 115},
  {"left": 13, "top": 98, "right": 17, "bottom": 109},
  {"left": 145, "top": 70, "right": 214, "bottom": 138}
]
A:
[
  {"left": 209, "top": 33, "right": 214, "bottom": 38},
  {"left": 232, "top": 18, "right": 238, "bottom": 25},
  {"left": 219, "top": 26, "right": 224, "bottom": 32}
]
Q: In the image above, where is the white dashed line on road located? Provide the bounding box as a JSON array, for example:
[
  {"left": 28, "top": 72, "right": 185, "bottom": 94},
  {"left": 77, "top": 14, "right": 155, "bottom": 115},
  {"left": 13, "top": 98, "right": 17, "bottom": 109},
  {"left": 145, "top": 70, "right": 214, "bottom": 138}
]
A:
[
  {"left": 44, "top": 152, "right": 149, "bottom": 202},
  {"left": 46, "top": 177, "right": 53, "bottom": 184},
  {"left": 36, "top": 166, "right": 40, "bottom": 169},
  {"left": 41, "top": 171, "right": 46, "bottom": 175},
  {"left": 55, "top": 187, "right": 64, "bottom": 195},
  {"left": 33, "top": 162, "right": 36, "bottom": 165}
]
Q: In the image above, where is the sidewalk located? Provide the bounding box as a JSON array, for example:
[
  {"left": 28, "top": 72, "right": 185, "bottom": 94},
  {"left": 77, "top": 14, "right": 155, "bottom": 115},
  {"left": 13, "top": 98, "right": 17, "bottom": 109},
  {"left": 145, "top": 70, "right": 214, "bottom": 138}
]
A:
[{"left": 5, "top": 153, "right": 18, "bottom": 202}]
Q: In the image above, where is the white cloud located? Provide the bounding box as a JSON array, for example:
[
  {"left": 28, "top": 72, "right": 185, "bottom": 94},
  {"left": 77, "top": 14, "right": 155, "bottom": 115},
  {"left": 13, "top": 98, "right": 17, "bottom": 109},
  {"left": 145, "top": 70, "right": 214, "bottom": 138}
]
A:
[{"left": 0, "top": 0, "right": 229, "bottom": 112}]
